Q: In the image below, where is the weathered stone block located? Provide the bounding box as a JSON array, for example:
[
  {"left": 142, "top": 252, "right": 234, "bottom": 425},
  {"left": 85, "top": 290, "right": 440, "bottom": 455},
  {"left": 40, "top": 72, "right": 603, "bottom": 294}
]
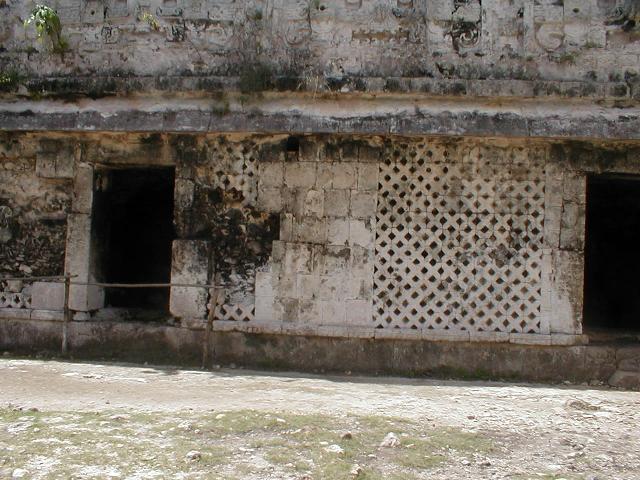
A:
[
  {"left": 294, "top": 217, "right": 327, "bottom": 244},
  {"left": 332, "top": 163, "right": 357, "bottom": 189},
  {"left": 358, "top": 145, "right": 382, "bottom": 163},
  {"left": 563, "top": 172, "right": 586, "bottom": 204},
  {"left": 346, "top": 275, "right": 373, "bottom": 300},
  {"left": 275, "top": 297, "right": 299, "bottom": 323},
  {"left": 316, "top": 163, "right": 333, "bottom": 189},
  {"left": 36, "top": 143, "right": 75, "bottom": 179},
  {"left": 345, "top": 299, "right": 372, "bottom": 326},
  {"left": 258, "top": 162, "right": 284, "bottom": 188},
  {"left": 543, "top": 205, "right": 562, "bottom": 248},
  {"left": 357, "top": 163, "right": 379, "bottom": 191},
  {"left": 284, "top": 163, "right": 316, "bottom": 188},
  {"left": 321, "top": 246, "right": 351, "bottom": 275},
  {"left": 35, "top": 153, "right": 56, "bottom": 178},
  {"left": 169, "top": 240, "right": 210, "bottom": 319},
  {"left": 303, "top": 189, "right": 324, "bottom": 217},
  {"left": 174, "top": 178, "right": 195, "bottom": 210},
  {"left": 549, "top": 250, "right": 584, "bottom": 335},
  {"left": 297, "top": 274, "right": 320, "bottom": 299},
  {"left": 321, "top": 299, "right": 346, "bottom": 325},
  {"left": 65, "top": 213, "right": 105, "bottom": 312},
  {"left": 255, "top": 271, "right": 274, "bottom": 297},
  {"left": 258, "top": 187, "right": 283, "bottom": 213},
  {"left": 327, "top": 218, "right": 349, "bottom": 245},
  {"left": 279, "top": 213, "right": 294, "bottom": 242},
  {"left": 276, "top": 273, "right": 296, "bottom": 294},
  {"left": 283, "top": 242, "right": 313, "bottom": 274},
  {"left": 255, "top": 295, "right": 275, "bottom": 321},
  {"left": 31, "top": 282, "right": 65, "bottom": 311},
  {"left": 324, "top": 190, "right": 350, "bottom": 217},
  {"left": 560, "top": 201, "right": 585, "bottom": 251},
  {"left": 298, "top": 299, "right": 323, "bottom": 323},
  {"left": 72, "top": 164, "right": 94, "bottom": 214},
  {"left": 350, "top": 191, "right": 377, "bottom": 218},
  {"left": 319, "top": 275, "right": 346, "bottom": 301},
  {"left": 349, "top": 219, "right": 374, "bottom": 248}
]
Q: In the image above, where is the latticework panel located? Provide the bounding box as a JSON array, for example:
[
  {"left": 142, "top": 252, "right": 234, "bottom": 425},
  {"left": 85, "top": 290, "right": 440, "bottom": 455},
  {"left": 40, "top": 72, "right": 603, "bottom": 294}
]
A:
[
  {"left": 373, "top": 144, "right": 545, "bottom": 333},
  {"left": 0, "top": 291, "right": 31, "bottom": 309},
  {"left": 214, "top": 303, "right": 256, "bottom": 322}
]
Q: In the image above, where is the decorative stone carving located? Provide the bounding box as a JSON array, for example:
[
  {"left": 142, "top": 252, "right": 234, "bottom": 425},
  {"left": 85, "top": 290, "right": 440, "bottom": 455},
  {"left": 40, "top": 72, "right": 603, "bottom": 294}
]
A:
[
  {"left": 101, "top": 26, "right": 119, "bottom": 44},
  {"left": 450, "top": 0, "right": 482, "bottom": 52}
]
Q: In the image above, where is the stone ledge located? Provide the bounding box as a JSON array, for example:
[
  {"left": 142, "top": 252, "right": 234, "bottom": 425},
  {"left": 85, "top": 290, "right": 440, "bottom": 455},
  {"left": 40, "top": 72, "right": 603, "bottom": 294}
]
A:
[
  {"left": 0, "top": 308, "right": 31, "bottom": 320},
  {"left": 0, "top": 312, "right": 587, "bottom": 346},
  {"left": 0, "top": 317, "right": 622, "bottom": 383},
  {"left": 208, "top": 320, "right": 586, "bottom": 345},
  {"left": 2, "top": 76, "right": 631, "bottom": 102},
  {"left": 2, "top": 95, "right": 640, "bottom": 140}
]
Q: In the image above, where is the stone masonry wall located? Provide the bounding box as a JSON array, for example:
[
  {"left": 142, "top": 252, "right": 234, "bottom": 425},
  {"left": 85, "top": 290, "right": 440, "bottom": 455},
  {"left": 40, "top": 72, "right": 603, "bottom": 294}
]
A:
[
  {"left": 1, "top": 1, "right": 640, "bottom": 98},
  {"left": 0, "top": 132, "right": 73, "bottom": 309},
  {"left": 3, "top": 131, "right": 640, "bottom": 344}
]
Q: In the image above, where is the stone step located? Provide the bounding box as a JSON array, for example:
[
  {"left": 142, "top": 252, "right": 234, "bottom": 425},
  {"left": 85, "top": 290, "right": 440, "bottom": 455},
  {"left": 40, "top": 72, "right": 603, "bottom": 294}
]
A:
[
  {"left": 618, "top": 356, "right": 640, "bottom": 372},
  {"left": 608, "top": 370, "right": 640, "bottom": 389}
]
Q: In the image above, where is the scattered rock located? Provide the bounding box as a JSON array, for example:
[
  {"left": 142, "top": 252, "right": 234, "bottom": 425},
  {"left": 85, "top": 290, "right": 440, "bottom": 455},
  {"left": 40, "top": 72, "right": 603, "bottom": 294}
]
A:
[
  {"left": 350, "top": 464, "right": 363, "bottom": 477},
  {"left": 109, "top": 414, "right": 127, "bottom": 421},
  {"left": 179, "top": 421, "right": 193, "bottom": 431},
  {"left": 379, "top": 432, "right": 400, "bottom": 448},
  {"left": 276, "top": 417, "right": 286, "bottom": 424},
  {"left": 12, "top": 469, "right": 28, "bottom": 479},
  {"left": 185, "top": 450, "right": 202, "bottom": 461},
  {"left": 566, "top": 399, "right": 600, "bottom": 411},
  {"left": 215, "top": 413, "right": 226, "bottom": 420},
  {"left": 461, "top": 459, "right": 471, "bottom": 466},
  {"left": 27, "top": 407, "right": 38, "bottom": 412},
  {"left": 341, "top": 431, "right": 353, "bottom": 440},
  {"left": 324, "top": 444, "right": 344, "bottom": 454},
  {"left": 467, "top": 415, "right": 476, "bottom": 420}
]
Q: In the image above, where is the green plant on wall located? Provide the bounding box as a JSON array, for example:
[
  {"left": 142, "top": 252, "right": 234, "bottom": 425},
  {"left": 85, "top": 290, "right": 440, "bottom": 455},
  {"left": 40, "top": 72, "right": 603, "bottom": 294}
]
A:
[
  {"left": 0, "top": 70, "right": 22, "bottom": 92},
  {"left": 139, "top": 11, "right": 161, "bottom": 31},
  {"left": 23, "top": 4, "right": 68, "bottom": 54}
]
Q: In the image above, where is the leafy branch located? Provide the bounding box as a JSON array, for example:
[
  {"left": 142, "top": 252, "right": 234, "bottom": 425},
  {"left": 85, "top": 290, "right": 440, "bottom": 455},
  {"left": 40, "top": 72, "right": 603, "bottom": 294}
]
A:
[{"left": 23, "top": 4, "right": 68, "bottom": 54}]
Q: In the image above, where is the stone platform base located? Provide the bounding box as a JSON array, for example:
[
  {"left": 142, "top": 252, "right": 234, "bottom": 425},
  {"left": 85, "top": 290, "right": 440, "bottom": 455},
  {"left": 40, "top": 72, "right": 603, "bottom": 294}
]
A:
[{"left": 1, "top": 317, "right": 638, "bottom": 385}]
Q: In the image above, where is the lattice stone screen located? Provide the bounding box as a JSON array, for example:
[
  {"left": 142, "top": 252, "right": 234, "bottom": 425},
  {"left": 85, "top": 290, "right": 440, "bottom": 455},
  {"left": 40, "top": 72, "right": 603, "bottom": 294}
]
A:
[
  {"left": 0, "top": 290, "right": 31, "bottom": 309},
  {"left": 373, "top": 143, "right": 545, "bottom": 333}
]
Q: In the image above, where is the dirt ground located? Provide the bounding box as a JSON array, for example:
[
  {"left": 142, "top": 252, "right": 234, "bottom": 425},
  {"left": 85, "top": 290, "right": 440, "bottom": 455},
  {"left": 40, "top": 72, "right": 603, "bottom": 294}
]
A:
[{"left": 0, "top": 358, "right": 639, "bottom": 479}]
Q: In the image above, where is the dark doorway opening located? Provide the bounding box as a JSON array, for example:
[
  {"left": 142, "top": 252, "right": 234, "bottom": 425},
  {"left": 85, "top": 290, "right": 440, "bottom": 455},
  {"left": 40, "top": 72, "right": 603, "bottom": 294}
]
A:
[
  {"left": 93, "top": 167, "right": 175, "bottom": 310},
  {"left": 584, "top": 174, "right": 640, "bottom": 333}
]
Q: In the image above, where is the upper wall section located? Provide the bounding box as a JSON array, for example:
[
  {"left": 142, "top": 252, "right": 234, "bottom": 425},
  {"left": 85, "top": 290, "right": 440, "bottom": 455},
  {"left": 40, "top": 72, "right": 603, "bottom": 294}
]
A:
[{"left": 1, "top": 0, "right": 640, "bottom": 99}]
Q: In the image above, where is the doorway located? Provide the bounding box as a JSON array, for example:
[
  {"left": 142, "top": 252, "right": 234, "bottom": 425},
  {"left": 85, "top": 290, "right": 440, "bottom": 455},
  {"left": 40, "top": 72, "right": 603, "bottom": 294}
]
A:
[
  {"left": 92, "top": 167, "right": 175, "bottom": 310},
  {"left": 583, "top": 174, "right": 640, "bottom": 333}
]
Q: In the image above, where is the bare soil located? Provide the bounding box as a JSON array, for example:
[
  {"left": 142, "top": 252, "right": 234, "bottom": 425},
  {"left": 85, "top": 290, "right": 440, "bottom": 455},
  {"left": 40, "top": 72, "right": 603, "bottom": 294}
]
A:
[{"left": 0, "top": 358, "right": 639, "bottom": 479}]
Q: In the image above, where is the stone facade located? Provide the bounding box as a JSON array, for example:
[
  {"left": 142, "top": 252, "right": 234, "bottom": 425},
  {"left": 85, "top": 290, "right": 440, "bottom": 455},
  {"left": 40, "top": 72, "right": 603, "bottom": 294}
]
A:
[
  {"left": 1, "top": 0, "right": 640, "bottom": 97},
  {"left": 1, "top": 131, "right": 638, "bottom": 347},
  {"left": 1, "top": 1, "right": 640, "bottom": 370}
]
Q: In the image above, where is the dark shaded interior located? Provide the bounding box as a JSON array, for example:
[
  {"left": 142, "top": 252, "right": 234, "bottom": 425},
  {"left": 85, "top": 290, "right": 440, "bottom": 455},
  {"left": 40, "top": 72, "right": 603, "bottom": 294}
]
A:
[
  {"left": 93, "top": 167, "right": 175, "bottom": 310},
  {"left": 584, "top": 174, "right": 640, "bottom": 331}
]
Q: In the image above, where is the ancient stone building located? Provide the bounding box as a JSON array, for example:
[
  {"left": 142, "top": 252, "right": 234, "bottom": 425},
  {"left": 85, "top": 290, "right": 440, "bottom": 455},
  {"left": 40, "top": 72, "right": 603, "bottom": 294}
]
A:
[{"left": 1, "top": 0, "right": 640, "bottom": 382}]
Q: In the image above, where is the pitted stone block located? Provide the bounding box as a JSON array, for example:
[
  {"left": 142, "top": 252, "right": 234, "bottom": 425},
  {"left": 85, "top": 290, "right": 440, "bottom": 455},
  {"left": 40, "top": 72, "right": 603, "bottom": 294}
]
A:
[{"left": 170, "top": 240, "right": 211, "bottom": 319}]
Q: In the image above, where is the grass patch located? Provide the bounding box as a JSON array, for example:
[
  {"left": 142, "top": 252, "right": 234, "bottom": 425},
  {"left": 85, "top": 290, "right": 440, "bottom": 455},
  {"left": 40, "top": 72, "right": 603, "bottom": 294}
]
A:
[{"left": 0, "top": 408, "right": 494, "bottom": 479}]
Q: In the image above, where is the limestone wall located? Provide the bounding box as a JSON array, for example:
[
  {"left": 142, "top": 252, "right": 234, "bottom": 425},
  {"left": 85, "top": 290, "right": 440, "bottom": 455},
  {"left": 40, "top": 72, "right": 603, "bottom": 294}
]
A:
[
  {"left": 5, "top": 131, "right": 633, "bottom": 344},
  {"left": 1, "top": 0, "right": 640, "bottom": 98},
  {"left": 0, "top": 132, "right": 72, "bottom": 309}
]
